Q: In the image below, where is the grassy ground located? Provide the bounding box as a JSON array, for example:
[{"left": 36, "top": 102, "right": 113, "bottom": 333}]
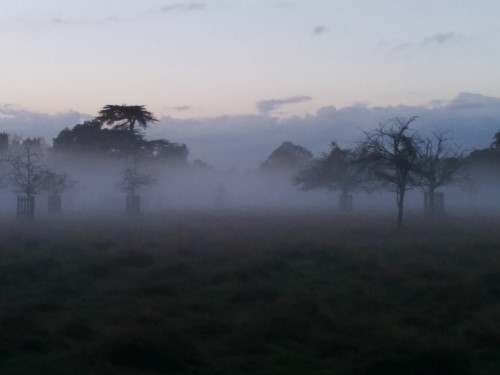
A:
[{"left": 0, "top": 210, "right": 500, "bottom": 374}]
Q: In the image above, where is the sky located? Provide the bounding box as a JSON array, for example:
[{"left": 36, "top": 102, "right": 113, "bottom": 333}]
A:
[{"left": 1, "top": 1, "right": 500, "bottom": 168}]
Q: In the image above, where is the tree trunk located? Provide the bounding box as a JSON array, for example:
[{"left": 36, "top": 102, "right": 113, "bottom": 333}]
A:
[
  {"left": 427, "top": 187, "right": 435, "bottom": 216},
  {"left": 424, "top": 189, "right": 445, "bottom": 217},
  {"left": 396, "top": 186, "right": 405, "bottom": 229}
]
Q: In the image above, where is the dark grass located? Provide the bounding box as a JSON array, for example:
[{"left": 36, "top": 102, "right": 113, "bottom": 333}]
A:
[{"left": 0, "top": 210, "right": 500, "bottom": 374}]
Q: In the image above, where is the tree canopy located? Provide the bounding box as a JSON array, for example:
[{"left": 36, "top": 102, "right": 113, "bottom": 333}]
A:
[
  {"left": 261, "top": 141, "right": 313, "bottom": 173},
  {"left": 96, "top": 105, "right": 158, "bottom": 133},
  {"left": 53, "top": 107, "right": 188, "bottom": 163},
  {"left": 294, "top": 142, "right": 365, "bottom": 195}
]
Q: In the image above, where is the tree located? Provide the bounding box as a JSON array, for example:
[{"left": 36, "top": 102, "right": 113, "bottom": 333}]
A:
[
  {"left": 466, "top": 132, "right": 500, "bottom": 182},
  {"left": 414, "top": 132, "right": 467, "bottom": 216},
  {"left": 117, "top": 165, "right": 155, "bottom": 215},
  {"left": 359, "top": 117, "right": 421, "bottom": 229},
  {"left": 53, "top": 119, "right": 114, "bottom": 154},
  {"left": 42, "top": 171, "right": 75, "bottom": 196},
  {"left": 117, "top": 166, "right": 155, "bottom": 196},
  {"left": 42, "top": 170, "right": 75, "bottom": 214},
  {"left": 294, "top": 142, "right": 366, "bottom": 210},
  {"left": 8, "top": 138, "right": 50, "bottom": 219},
  {"left": 261, "top": 141, "right": 313, "bottom": 173},
  {"left": 96, "top": 105, "right": 158, "bottom": 133},
  {"left": 53, "top": 118, "right": 189, "bottom": 163}
]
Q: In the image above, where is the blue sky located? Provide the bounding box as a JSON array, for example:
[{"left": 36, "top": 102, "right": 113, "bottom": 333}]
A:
[
  {"left": 1, "top": 1, "right": 500, "bottom": 168},
  {"left": 2, "top": 0, "right": 500, "bottom": 117}
]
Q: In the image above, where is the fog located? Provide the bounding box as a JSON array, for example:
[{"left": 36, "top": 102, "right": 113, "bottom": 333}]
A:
[{"left": 1, "top": 143, "right": 499, "bottom": 223}]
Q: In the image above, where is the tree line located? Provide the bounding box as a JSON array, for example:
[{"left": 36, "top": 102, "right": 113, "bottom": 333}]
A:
[
  {"left": 0, "top": 104, "right": 190, "bottom": 218},
  {"left": 1, "top": 106, "right": 499, "bottom": 225},
  {"left": 263, "top": 117, "right": 476, "bottom": 229}
]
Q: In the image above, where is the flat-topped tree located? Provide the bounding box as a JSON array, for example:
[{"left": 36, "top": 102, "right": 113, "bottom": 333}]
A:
[{"left": 96, "top": 105, "right": 158, "bottom": 133}]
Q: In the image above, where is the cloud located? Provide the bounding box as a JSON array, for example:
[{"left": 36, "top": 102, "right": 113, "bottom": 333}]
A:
[
  {"left": 149, "top": 93, "right": 500, "bottom": 169},
  {"left": 0, "top": 107, "right": 87, "bottom": 140},
  {"left": 256, "top": 96, "right": 312, "bottom": 114},
  {"left": 392, "top": 42, "right": 411, "bottom": 53},
  {"left": 159, "top": 2, "right": 205, "bottom": 12},
  {"left": 45, "top": 3, "right": 206, "bottom": 27},
  {"left": 172, "top": 106, "right": 192, "bottom": 111},
  {"left": 387, "top": 31, "right": 457, "bottom": 54},
  {"left": 445, "top": 92, "right": 500, "bottom": 110},
  {"left": 49, "top": 15, "right": 123, "bottom": 26},
  {"left": 3, "top": 93, "right": 500, "bottom": 170},
  {"left": 422, "top": 32, "right": 456, "bottom": 46},
  {"left": 51, "top": 17, "right": 66, "bottom": 25},
  {"left": 312, "top": 26, "right": 328, "bottom": 35}
]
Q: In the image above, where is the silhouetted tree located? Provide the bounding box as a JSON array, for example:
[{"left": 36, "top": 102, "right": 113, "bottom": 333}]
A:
[
  {"left": 359, "top": 117, "right": 421, "bottom": 229},
  {"left": 141, "top": 139, "right": 189, "bottom": 164},
  {"left": 294, "top": 142, "right": 366, "bottom": 210},
  {"left": 55, "top": 120, "right": 99, "bottom": 151},
  {"left": 466, "top": 132, "right": 500, "bottom": 181},
  {"left": 96, "top": 105, "right": 158, "bottom": 133},
  {"left": 53, "top": 119, "right": 188, "bottom": 163},
  {"left": 261, "top": 141, "right": 313, "bottom": 174},
  {"left": 414, "top": 132, "right": 467, "bottom": 216}
]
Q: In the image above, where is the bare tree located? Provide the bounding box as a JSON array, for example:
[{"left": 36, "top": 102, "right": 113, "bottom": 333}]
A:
[
  {"left": 8, "top": 138, "right": 50, "bottom": 219},
  {"left": 359, "top": 117, "right": 421, "bottom": 229},
  {"left": 414, "top": 132, "right": 467, "bottom": 216}
]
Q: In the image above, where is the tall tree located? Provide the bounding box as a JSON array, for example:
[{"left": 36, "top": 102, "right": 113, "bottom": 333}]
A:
[
  {"left": 96, "top": 105, "right": 158, "bottom": 133},
  {"left": 359, "top": 117, "right": 421, "bottom": 229}
]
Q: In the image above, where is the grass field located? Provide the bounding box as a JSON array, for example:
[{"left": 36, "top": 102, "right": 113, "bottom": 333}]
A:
[{"left": 0, "top": 210, "right": 500, "bottom": 374}]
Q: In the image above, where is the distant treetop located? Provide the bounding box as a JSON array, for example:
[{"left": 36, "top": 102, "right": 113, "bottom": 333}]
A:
[
  {"left": 96, "top": 104, "right": 158, "bottom": 133},
  {"left": 261, "top": 141, "right": 313, "bottom": 172}
]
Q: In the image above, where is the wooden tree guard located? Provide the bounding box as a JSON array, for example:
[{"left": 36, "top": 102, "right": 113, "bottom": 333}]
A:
[
  {"left": 424, "top": 192, "right": 444, "bottom": 216},
  {"left": 17, "top": 195, "right": 35, "bottom": 220}
]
